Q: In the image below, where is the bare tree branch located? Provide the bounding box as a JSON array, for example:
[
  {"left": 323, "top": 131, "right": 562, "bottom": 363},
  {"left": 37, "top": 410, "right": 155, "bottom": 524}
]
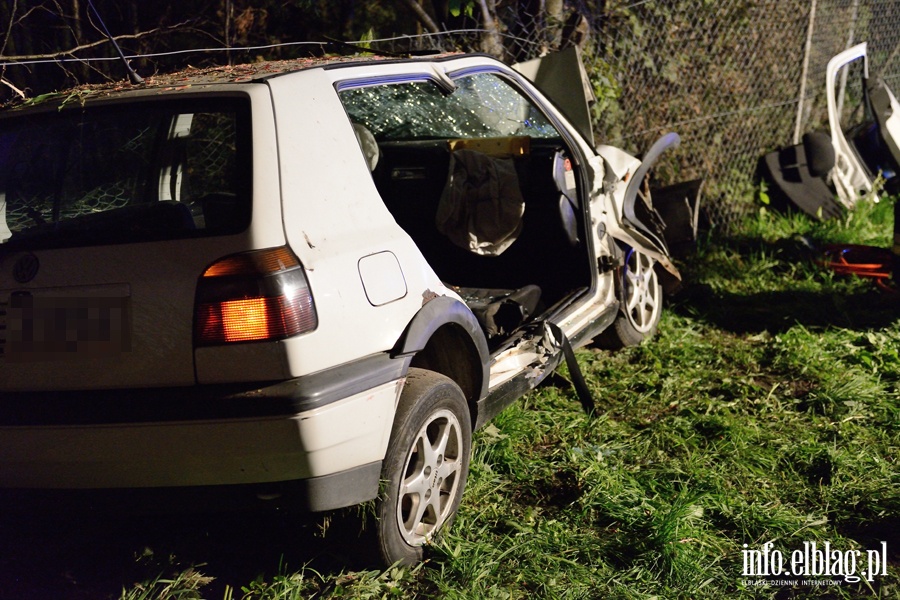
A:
[
  {"left": 0, "top": 22, "right": 187, "bottom": 61},
  {"left": 16, "top": 4, "right": 47, "bottom": 21},
  {"left": 1, "top": 75, "right": 26, "bottom": 98},
  {"left": 0, "top": 0, "right": 16, "bottom": 57}
]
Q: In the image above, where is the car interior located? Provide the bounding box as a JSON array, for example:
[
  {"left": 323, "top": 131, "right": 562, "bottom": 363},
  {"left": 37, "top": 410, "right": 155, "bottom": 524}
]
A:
[
  {"left": 339, "top": 71, "right": 599, "bottom": 347},
  {"left": 363, "top": 132, "right": 592, "bottom": 345}
]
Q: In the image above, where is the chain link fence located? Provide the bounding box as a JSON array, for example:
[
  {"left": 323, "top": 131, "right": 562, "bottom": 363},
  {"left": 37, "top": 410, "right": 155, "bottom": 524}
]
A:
[{"left": 372, "top": 0, "right": 900, "bottom": 233}]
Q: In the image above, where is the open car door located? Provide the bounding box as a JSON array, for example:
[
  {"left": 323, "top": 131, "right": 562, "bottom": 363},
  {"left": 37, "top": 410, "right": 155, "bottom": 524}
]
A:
[
  {"left": 761, "top": 42, "right": 900, "bottom": 218},
  {"left": 827, "top": 42, "right": 900, "bottom": 206},
  {"left": 827, "top": 43, "right": 876, "bottom": 207}
]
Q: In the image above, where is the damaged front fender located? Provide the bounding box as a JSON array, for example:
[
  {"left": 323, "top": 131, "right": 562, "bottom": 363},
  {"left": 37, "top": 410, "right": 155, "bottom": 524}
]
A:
[
  {"left": 597, "top": 133, "right": 683, "bottom": 282},
  {"left": 622, "top": 132, "right": 681, "bottom": 258}
]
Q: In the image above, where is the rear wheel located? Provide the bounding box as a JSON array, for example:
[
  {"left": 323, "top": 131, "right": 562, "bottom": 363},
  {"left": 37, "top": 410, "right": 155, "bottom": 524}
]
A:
[
  {"left": 376, "top": 368, "right": 471, "bottom": 566},
  {"left": 597, "top": 246, "right": 663, "bottom": 349}
]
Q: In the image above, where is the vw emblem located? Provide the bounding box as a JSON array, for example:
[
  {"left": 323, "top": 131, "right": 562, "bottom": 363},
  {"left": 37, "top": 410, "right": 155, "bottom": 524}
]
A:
[{"left": 13, "top": 253, "right": 39, "bottom": 284}]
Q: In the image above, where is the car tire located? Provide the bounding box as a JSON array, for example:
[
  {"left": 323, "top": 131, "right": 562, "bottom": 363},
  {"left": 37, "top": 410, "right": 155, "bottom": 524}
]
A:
[
  {"left": 596, "top": 246, "right": 663, "bottom": 349},
  {"left": 376, "top": 368, "right": 472, "bottom": 567}
]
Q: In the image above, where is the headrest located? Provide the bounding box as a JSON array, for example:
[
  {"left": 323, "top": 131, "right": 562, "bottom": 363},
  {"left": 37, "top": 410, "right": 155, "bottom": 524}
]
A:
[{"left": 352, "top": 123, "right": 380, "bottom": 171}]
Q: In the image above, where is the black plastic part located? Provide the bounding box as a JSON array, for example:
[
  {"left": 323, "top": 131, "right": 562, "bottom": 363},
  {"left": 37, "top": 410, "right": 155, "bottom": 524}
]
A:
[
  {"left": 622, "top": 132, "right": 681, "bottom": 255},
  {"left": 0, "top": 461, "right": 383, "bottom": 515},
  {"left": 547, "top": 321, "right": 595, "bottom": 415},
  {"left": 869, "top": 79, "right": 900, "bottom": 170},
  {"left": 393, "top": 295, "right": 490, "bottom": 400},
  {"left": 651, "top": 178, "right": 703, "bottom": 258},
  {"left": 293, "top": 460, "right": 382, "bottom": 512},
  {"left": 760, "top": 145, "right": 844, "bottom": 219},
  {"left": 454, "top": 285, "right": 542, "bottom": 338},
  {"left": 0, "top": 352, "right": 409, "bottom": 426},
  {"left": 802, "top": 131, "right": 836, "bottom": 178},
  {"left": 894, "top": 199, "right": 900, "bottom": 284}
]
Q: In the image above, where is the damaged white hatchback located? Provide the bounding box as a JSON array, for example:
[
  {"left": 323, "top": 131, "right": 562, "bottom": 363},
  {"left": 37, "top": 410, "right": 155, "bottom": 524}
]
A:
[{"left": 0, "top": 53, "right": 681, "bottom": 565}]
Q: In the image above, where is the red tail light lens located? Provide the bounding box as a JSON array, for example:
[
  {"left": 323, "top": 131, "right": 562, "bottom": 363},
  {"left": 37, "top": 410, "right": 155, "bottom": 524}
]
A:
[{"left": 194, "top": 247, "right": 317, "bottom": 346}]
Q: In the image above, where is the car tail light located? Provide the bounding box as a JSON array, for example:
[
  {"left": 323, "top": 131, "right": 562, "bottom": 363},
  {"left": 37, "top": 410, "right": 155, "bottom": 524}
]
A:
[{"left": 194, "top": 246, "right": 317, "bottom": 345}]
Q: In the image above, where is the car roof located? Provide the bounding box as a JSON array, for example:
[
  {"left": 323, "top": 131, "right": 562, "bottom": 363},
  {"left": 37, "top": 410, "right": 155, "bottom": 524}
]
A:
[{"left": 2, "top": 52, "right": 470, "bottom": 111}]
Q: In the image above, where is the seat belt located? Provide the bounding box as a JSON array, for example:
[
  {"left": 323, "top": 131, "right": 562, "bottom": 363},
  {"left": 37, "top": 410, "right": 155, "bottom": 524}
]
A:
[{"left": 546, "top": 321, "right": 595, "bottom": 415}]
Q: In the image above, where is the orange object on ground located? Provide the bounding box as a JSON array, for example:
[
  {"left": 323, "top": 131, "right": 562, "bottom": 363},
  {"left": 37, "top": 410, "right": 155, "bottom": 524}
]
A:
[{"left": 818, "top": 244, "right": 899, "bottom": 294}]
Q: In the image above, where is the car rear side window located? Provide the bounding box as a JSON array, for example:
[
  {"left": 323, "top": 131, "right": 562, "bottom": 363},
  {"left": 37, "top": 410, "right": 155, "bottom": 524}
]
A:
[
  {"left": 0, "top": 98, "right": 251, "bottom": 249},
  {"left": 339, "top": 72, "right": 560, "bottom": 141}
]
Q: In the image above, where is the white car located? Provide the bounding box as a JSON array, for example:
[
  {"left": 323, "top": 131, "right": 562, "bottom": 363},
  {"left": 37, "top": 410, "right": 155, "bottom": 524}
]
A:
[{"left": 0, "top": 53, "right": 681, "bottom": 565}]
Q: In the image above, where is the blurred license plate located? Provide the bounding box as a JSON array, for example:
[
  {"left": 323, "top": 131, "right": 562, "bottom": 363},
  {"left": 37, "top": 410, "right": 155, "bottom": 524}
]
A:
[{"left": 3, "top": 288, "right": 131, "bottom": 362}]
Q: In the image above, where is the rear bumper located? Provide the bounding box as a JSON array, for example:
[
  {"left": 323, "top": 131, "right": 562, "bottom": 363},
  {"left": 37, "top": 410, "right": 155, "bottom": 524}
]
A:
[
  {"left": 0, "top": 460, "right": 383, "bottom": 514},
  {"left": 0, "top": 377, "right": 402, "bottom": 506}
]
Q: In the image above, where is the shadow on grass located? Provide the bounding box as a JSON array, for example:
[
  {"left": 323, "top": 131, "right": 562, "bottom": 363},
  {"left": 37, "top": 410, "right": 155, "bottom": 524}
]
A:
[
  {"left": 838, "top": 515, "right": 900, "bottom": 564},
  {"left": 672, "top": 234, "right": 899, "bottom": 334},
  {"left": 671, "top": 284, "right": 900, "bottom": 334},
  {"left": 0, "top": 502, "right": 377, "bottom": 599}
]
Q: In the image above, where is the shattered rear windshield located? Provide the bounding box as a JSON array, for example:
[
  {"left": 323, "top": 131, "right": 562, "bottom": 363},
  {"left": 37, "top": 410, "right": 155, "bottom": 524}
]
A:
[{"left": 0, "top": 98, "right": 251, "bottom": 249}]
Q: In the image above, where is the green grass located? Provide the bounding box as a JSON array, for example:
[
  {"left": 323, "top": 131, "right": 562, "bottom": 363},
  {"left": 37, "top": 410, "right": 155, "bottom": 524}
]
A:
[{"left": 118, "top": 200, "right": 899, "bottom": 599}]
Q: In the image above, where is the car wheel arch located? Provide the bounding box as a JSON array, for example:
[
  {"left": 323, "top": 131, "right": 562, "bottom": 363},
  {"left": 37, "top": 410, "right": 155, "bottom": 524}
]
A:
[{"left": 393, "top": 295, "right": 489, "bottom": 423}]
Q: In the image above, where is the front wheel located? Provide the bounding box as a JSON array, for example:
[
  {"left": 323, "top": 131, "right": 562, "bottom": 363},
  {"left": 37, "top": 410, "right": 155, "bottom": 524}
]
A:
[
  {"left": 376, "top": 368, "right": 472, "bottom": 566},
  {"left": 597, "top": 246, "right": 663, "bottom": 349}
]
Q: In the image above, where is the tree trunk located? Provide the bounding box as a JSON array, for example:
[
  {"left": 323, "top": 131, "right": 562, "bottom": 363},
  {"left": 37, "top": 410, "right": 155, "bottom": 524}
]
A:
[
  {"left": 476, "top": 0, "right": 503, "bottom": 59},
  {"left": 71, "top": 0, "right": 93, "bottom": 82},
  {"left": 224, "top": 0, "right": 233, "bottom": 65},
  {"left": 545, "top": 0, "right": 563, "bottom": 49},
  {"left": 72, "top": 0, "right": 82, "bottom": 42},
  {"left": 400, "top": 0, "right": 441, "bottom": 34},
  {"left": 0, "top": 0, "right": 15, "bottom": 56}
]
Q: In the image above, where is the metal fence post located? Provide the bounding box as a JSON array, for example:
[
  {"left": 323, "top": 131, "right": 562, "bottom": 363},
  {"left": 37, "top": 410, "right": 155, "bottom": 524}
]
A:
[
  {"left": 836, "top": 0, "right": 861, "bottom": 120},
  {"left": 794, "top": 0, "right": 818, "bottom": 144}
]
